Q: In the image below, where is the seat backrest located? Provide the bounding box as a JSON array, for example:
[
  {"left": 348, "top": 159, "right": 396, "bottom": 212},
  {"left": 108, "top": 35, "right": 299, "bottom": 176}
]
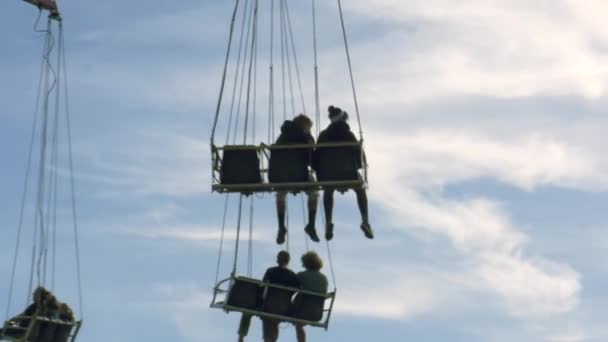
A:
[
  {"left": 315, "top": 145, "right": 360, "bottom": 182},
  {"left": 293, "top": 294, "right": 325, "bottom": 322},
  {"left": 35, "top": 320, "right": 57, "bottom": 342},
  {"left": 220, "top": 147, "right": 262, "bottom": 185},
  {"left": 226, "top": 278, "right": 262, "bottom": 310},
  {"left": 268, "top": 146, "right": 310, "bottom": 183},
  {"left": 263, "top": 287, "right": 295, "bottom": 317},
  {"left": 52, "top": 323, "right": 74, "bottom": 342}
]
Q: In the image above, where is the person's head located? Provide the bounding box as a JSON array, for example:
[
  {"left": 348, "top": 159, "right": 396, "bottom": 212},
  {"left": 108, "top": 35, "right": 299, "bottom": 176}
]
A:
[
  {"left": 293, "top": 114, "right": 313, "bottom": 134},
  {"left": 277, "top": 250, "right": 290, "bottom": 267},
  {"left": 45, "top": 295, "right": 59, "bottom": 312},
  {"left": 301, "top": 251, "right": 323, "bottom": 271},
  {"left": 328, "top": 105, "right": 349, "bottom": 123},
  {"left": 33, "top": 286, "right": 50, "bottom": 303}
]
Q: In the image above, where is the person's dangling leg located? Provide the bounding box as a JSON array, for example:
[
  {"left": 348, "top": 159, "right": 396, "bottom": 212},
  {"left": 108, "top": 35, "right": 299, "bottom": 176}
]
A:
[
  {"left": 355, "top": 189, "right": 374, "bottom": 239},
  {"left": 323, "top": 189, "right": 335, "bottom": 240},
  {"left": 304, "top": 191, "right": 320, "bottom": 242},
  {"left": 295, "top": 323, "right": 307, "bottom": 342},
  {"left": 276, "top": 191, "right": 288, "bottom": 244},
  {"left": 237, "top": 314, "right": 252, "bottom": 342}
]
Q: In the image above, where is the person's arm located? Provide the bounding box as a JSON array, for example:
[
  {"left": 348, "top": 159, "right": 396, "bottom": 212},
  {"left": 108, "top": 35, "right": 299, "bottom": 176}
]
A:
[{"left": 263, "top": 268, "right": 271, "bottom": 282}]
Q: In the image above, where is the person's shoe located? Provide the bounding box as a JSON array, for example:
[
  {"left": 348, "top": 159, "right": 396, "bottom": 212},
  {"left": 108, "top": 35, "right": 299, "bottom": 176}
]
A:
[
  {"left": 304, "top": 224, "right": 320, "bottom": 242},
  {"left": 360, "top": 222, "right": 374, "bottom": 239},
  {"left": 325, "top": 222, "right": 334, "bottom": 241},
  {"left": 276, "top": 227, "right": 287, "bottom": 245}
]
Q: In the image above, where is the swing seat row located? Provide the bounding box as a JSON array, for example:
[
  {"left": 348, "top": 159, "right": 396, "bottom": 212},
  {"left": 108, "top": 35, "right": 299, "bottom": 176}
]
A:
[
  {"left": 212, "top": 142, "right": 367, "bottom": 194},
  {"left": 210, "top": 276, "right": 336, "bottom": 330},
  {"left": 1, "top": 316, "right": 81, "bottom": 342}
]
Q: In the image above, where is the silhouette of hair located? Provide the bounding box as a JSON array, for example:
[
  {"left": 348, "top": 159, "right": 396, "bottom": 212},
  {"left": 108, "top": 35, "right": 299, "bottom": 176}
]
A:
[
  {"left": 301, "top": 251, "right": 323, "bottom": 271},
  {"left": 277, "top": 250, "right": 290, "bottom": 266},
  {"left": 33, "top": 286, "right": 50, "bottom": 304},
  {"left": 293, "top": 113, "right": 313, "bottom": 129}
]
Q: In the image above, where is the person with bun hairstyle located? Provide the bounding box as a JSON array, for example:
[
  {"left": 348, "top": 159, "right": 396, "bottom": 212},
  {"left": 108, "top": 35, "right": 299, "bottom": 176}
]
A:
[{"left": 313, "top": 105, "right": 374, "bottom": 240}]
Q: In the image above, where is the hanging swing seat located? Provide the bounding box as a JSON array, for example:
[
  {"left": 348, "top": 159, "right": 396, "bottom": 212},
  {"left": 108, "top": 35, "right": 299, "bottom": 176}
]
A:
[
  {"left": 210, "top": 276, "right": 336, "bottom": 330},
  {"left": 1, "top": 315, "right": 81, "bottom": 342},
  {"left": 212, "top": 142, "right": 367, "bottom": 194}
]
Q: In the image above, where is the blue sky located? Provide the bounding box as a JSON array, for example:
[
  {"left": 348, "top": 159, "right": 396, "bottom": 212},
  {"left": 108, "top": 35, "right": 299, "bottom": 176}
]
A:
[{"left": 2, "top": 1, "right": 608, "bottom": 341}]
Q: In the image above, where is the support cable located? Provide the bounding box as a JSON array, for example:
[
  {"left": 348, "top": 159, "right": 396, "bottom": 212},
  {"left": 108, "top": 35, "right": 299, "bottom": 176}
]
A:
[
  {"left": 284, "top": 1, "right": 307, "bottom": 114},
  {"left": 214, "top": 195, "right": 231, "bottom": 287},
  {"left": 281, "top": 1, "right": 296, "bottom": 116},
  {"left": 337, "top": 0, "right": 363, "bottom": 140},
  {"left": 211, "top": 0, "right": 243, "bottom": 145},
  {"left": 267, "top": 0, "right": 276, "bottom": 143},
  {"left": 312, "top": 0, "right": 321, "bottom": 136},
  {"left": 5, "top": 12, "right": 49, "bottom": 322},
  {"left": 232, "top": 195, "right": 245, "bottom": 276},
  {"left": 60, "top": 22, "right": 84, "bottom": 318},
  {"left": 232, "top": 0, "right": 256, "bottom": 144},
  {"left": 242, "top": 0, "right": 259, "bottom": 144}
]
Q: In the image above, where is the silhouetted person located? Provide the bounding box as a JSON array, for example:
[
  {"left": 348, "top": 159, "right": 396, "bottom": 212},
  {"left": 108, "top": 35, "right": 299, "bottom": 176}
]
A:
[
  {"left": 314, "top": 105, "right": 373, "bottom": 240},
  {"left": 294, "top": 251, "right": 328, "bottom": 342},
  {"left": 237, "top": 251, "right": 300, "bottom": 342},
  {"left": 269, "top": 114, "right": 320, "bottom": 244},
  {"left": 2, "top": 287, "right": 51, "bottom": 340}
]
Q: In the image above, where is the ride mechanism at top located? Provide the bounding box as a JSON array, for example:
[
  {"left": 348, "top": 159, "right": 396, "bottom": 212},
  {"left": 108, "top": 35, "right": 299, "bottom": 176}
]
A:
[
  {"left": 209, "top": 0, "right": 369, "bottom": 333},
  {"left": 2, "top": 1, "right": 83, "bottom": 342}
]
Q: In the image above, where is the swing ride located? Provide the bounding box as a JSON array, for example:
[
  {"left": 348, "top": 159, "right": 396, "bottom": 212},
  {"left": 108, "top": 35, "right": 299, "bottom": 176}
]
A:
[
  {"left": 209, "top": 0, "right": 367, "bottom": 331},
  {"left": 2, "top": 2, "right": 83, "bottom": 342},
  {"left": 210, "top": 0, "right": 367, "bottom": 195}
]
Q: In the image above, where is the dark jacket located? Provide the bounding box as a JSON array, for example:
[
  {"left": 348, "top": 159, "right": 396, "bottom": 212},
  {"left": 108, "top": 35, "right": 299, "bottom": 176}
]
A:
[
  {"left": 313, "top": 121, "right": 362, "bottom": 177},
  {"left": 262, "top": 266, "right": 301, "bottom": 315},
  {"left": 268, "top": 120, "right": 315, "bottom": 183}
]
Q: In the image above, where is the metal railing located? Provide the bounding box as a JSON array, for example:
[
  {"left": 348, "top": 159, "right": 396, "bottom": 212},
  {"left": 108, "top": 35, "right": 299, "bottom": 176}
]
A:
[
  {"left": 210, "top": 276, "right": 336, "bottom": 330},
  {"left": 211, "top": 141, "right": 368, "bottom": 194}
]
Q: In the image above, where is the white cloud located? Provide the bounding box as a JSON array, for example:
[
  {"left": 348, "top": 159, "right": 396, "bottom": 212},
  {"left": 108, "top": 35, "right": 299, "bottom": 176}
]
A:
[
  {"left": 335, "top": 273, "right": 439, "bottom": 320},
  {"left": 368, "top": 130, "right": 607, "bottom": 192},
  {"left": 76, "top": 131, "right": 209, "bottom": 197},
  {"left": 366, "top": 131, "right": 584, "bottom": 317},
  {"left": 341, "top": 0, "right": 608, "bottom": 105}
]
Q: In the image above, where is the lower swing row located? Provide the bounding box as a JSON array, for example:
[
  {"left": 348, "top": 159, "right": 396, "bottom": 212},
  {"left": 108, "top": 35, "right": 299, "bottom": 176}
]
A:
[
  {"left": 211, "top": 251, "right": 335, "bottom": 342},
  {"left": 1, "top": 287, "right": 80, "bottom": 342}
]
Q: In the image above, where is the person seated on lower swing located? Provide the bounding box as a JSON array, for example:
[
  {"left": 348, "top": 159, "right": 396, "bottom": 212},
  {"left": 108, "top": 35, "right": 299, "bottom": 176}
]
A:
[
  {"left": 294, "top": 251, "right": 328, "bottom": 342},
  {"left": 2, "top": 286, "right": 52, "bottom": 339},
  {"left": 237, "top": 250, "right": 300, "bottom": 342},
  {"left": 313, "top": 105, "right": 374, "bottom": 240},
  {"left": 270, "top": 114, "right": 320, "bottom": 244}
]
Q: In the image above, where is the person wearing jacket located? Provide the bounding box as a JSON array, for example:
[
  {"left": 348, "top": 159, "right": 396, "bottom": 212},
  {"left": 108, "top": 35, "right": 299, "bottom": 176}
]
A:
[
  {"left": 237, "top": 251, "right": 300, "bottom": 342},
  {"left": 269, "top": 114, "right": 320, "bottom": 244},
  {"left": 294, "top": 251, "right": 328, "bottom": 342},
  {"left": 313, "top": 106, "right": 373, "bottom": 240}
]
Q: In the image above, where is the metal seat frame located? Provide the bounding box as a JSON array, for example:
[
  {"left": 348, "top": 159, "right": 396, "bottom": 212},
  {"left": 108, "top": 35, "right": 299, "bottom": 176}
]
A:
[
  {"left": 211, "top": 142, "right": 367, "bottom": 194},
  {"left": 210, "top": 276, "right": 336, "bottom": 330},
  {"left": 1, "top": 315, "right": 81, "bottom": 342}
]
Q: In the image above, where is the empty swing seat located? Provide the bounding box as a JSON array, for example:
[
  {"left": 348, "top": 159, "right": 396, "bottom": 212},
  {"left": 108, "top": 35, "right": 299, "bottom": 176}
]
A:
[
  {"left": 268, "top": 144, "right": 311, "bottom": 187},
  {"left": 219, "top": 146, "right": 262, "bottom": 187},
  {"left": 226, "top": 277, "right": 262, "bottom": 310}
]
